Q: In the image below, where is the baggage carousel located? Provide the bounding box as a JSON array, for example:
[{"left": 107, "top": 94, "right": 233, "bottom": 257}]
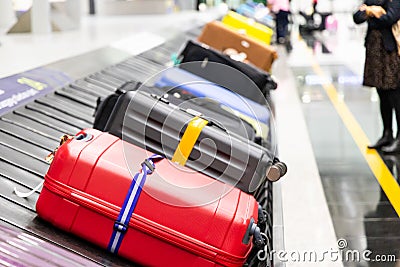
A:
[{"left": 0, "top": 24, "right": 278, "bottom": 266}]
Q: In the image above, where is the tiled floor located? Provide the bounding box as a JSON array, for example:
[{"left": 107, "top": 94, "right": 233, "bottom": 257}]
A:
[{"left": 281, "top": 12, "right": 400, "bottom": 266}]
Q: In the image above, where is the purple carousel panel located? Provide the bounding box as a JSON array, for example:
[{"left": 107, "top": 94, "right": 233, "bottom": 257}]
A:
[{"left": 0, "top": 225, "right": 100, "bottom": 267}]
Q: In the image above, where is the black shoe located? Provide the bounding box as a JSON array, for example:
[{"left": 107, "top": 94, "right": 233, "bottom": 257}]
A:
[
  {"left": 382, "top": 139, "right": 400, "bottom": 154},
  {"left": 367, "top": 132, "right": 394, "bottom": 149}
]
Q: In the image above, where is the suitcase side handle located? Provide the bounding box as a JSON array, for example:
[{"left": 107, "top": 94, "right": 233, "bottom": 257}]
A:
[{"left": 171, "top": 117, "right": 208, "bottom": 166}]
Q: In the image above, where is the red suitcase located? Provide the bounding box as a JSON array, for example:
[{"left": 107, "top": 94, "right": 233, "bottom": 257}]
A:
[{"left": 36, "top": 129, "right": 263, "bottom": 267}]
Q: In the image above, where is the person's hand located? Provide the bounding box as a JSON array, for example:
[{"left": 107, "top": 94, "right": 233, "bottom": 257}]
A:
[
  {"left": 365, "top": 5, "right": 387, "bottom": 18},
  {"left": 370, "top": 5, "right": 386, "bottom": 18}
]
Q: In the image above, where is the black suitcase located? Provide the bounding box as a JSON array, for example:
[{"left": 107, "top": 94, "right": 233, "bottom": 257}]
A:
[
  {"left": 94, "top": 81, "right": 259, "bottom": 143},
  {"left": 101, "top": 90, "right": 280, "bottom": 194},
  {"left": 178, "top": 40, "right": 277, "bottom": 104}
]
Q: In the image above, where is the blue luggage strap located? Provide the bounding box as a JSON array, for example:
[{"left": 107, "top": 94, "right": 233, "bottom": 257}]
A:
[{"left": 107, "top": 154, "right": 163, "bottom": 254}]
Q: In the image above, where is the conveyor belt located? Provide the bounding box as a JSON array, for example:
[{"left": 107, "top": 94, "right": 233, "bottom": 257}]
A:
[
  {"left": 0, "top": 37, "right": 189, "bottom": 267},
  {"left": 36, "top": 95, "right": 95, "bottom": 123},
  {"left": 26, "top": 102, "right": 92, "bottom": 129},
  {"left": 3, "top": 112, "right": 65, "bottom": 140},
  {"left": 0, "top": 159, "right": 43, "bottom": 189},
  {"left": 0, "top": 119, "right": 59, "bottom": 149},
  {"left": 0, "top": 143, "right": 49, "bottom": 176},
  {"left": 55, "top": 87, "right": 98, "bottom": 109},
  {"left": 137, "top": 45, "right": 174, "bottom": 66},
  {"left": 0, "top": 27, "right": 274, "bottom": 266},
  {"left": 0, "top": 201, "right": 134, "bottom": 266},
  {"left": 70, "top": 80, "right": 114, "bottom": 97},
  {"left": 0, "top": 132, "right": 50, "bottom": 162}
]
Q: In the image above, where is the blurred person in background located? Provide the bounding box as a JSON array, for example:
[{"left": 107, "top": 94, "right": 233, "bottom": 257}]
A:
[
  {"left": 268, "top": 0, "right": 291, "bottom": 44},
  {"left": 312, "top": 0, "right": 318, "bottom": 14},
  {"left": 354, "top": 0, "right": 400, "bottom": 153}
]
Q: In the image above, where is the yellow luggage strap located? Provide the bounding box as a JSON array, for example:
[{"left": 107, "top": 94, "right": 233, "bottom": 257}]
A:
[{"left": 172, "top": 117, "right": 208, "bottom": 166}]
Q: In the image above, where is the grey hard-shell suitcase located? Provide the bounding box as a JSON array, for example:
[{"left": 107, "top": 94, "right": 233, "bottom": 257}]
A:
[
  {"left": 103, "top": 90, "right": 277, "bottom": 194},
  {"left": 94, "top": 81, "right": 259, "bottom": 143}
]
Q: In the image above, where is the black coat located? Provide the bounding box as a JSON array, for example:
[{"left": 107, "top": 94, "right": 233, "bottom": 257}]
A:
[{"left": 353, "top": 0, "right": 400, "bottom": 52}]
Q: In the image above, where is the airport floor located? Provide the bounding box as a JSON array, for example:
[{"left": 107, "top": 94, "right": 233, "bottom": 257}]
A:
[
  {"left": 273, "top": 13, "right": 400, "bottom": 266},
  {"left": 0, "top": 8, "right": 399, "bottom": 267}
]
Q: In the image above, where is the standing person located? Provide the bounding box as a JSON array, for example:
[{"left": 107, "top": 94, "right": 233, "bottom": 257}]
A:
[
  {"left": 354, "top": 0, "right": 400, "bottom": 153},
  {"left": 312, "top": 0, "right": 318, "bottom": 14},
  {"left": 268, "top": 0, "right": 291, "bottom": 44}
]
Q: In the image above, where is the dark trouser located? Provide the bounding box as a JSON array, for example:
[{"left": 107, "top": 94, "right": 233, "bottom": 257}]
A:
[
  {"left": 275, "top": 10, "right": 290, "bottom": 41},
  {"left": 377, "top": 89, "right": 400, "bottom": 137}
]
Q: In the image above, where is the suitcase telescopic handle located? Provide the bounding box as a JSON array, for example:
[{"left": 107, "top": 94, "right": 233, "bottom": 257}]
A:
[
  {"left": 150, "top": 93, "right": 220, "bottom": 131},
  {"left": 149, "top": 93, "right": 228, "bottom": 135}
]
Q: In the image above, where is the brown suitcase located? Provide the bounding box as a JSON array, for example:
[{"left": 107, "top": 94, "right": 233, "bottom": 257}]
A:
[{"left": 198, "top": 21, "right": 278, "bottom": 72}]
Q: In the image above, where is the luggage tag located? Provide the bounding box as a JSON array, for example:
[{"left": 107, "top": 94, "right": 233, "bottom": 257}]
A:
[
  {"left": 13, "top": 134, "right": 75, "bottom": 198},
  {"left": 45, "top": 134, "right": 74, "bottom": 164},
  {"left": 171, "top": 53, "right": 183, "bottom": 66},
  {"left": 201, "top": 57, "right": 209, "bottom": 68},
  {"left": 44, "top": 132, "right": 93, "bottom": 163}
]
